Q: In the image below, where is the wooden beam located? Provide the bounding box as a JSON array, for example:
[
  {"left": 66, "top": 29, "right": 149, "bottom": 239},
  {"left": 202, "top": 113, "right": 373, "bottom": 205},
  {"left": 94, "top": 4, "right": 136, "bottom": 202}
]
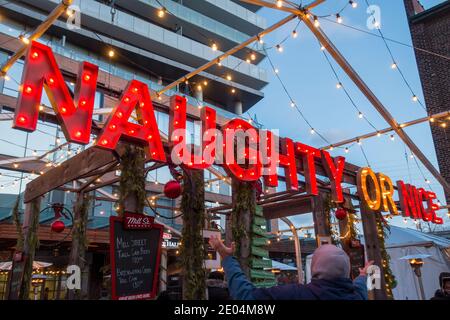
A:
[
  {"left": 156, "top": 13, "right": 297, "bottom": 97},
  {"left": 24, "top": 146, "right": 123, "bottom": 203},
  {"left": 0, "top": 0, "right": 73, "bottom": 75},
  {"left": 311, "top": 193, "right": 331, "bottom": 241}
]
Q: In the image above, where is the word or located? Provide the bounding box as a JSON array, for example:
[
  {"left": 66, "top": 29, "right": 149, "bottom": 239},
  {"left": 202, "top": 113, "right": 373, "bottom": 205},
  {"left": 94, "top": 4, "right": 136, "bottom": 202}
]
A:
[{"left": 357, "top": 167, "right": 442, "bottom": 224}]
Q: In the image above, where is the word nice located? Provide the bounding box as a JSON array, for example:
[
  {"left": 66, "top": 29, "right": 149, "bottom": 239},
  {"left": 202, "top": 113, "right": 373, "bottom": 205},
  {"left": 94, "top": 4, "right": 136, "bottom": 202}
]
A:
[{"left": 357, "top": 167, "right": 443, "bottom": 224}]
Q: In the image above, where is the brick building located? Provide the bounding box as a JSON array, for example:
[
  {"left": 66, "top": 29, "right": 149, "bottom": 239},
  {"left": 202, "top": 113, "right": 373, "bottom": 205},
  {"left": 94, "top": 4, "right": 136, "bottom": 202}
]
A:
[{"left": 403, "top": 0, "right": 450, "bottom": 204}]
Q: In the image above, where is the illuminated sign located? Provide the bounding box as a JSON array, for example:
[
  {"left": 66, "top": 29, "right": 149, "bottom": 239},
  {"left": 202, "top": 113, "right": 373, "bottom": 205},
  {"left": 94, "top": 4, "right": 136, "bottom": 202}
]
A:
[{"left": 10, "top": 42, "right": 444, "bottom": 224}]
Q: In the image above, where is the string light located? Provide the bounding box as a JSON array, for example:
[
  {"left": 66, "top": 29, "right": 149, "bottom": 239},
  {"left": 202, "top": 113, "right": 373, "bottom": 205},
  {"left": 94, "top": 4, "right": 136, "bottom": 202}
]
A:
[
  {"left": 441, "top": 122, "right": 447, "bottom": 128},
  {"left": 108, "top": 49, "right": 115, "bottom": 58},
  {"left": 250, "top": 53, "right": 256, "bottom": 61},
  {"left": 391, "top": 62, "right": 397, "bottom": 69},
  {"left": 226, "top": 74, "right": 232, "bottom": 81},
  {"left": 345, "top": 147, "right": 349, "bottom": 153},
  {"left": 290, "top": 101, "right": 295, "bottom": 107},
  {"left": 320, "top": 45, "right": 326, "bottom": 51},
  {"left": 276, "top": 44, "right": 283, "bottom": 52},
  {"left": 389, "top": 134, "right": 395, "bottom": 141},
  {"left": 358, "top": 111, "right": 364, "bottom": 119},
  {"left": 412, "top": 95, "right": 418, "bottom": 102},
  {"left": 276, "top": 0, "right": 283, "bottom": 8},
  {"left": 211, "top": 42, "right": 218, "bottom": 51},
  {"left": 313, "top": 16, "right": 320, "bottom": 28},
  {"left": 158, "top": 8, "right": 166, "bottom": 18},
  {"left": 349, "top": 0, "right": 358, "bottom": 8},
  {"left": 19, "top": 35, "right": 30, "bottom": 44},
  {"left": 292, "top": 30, "right": 298, "bottom": 38},
  {"left": 257, "top": 36, "right": 264, "bottom": 44},
  {"left": 336, "top": 14, "right": 343, "bottom": 24},
  {"left": 310, "top": 128, "right": 315, "bottom": 134},
  {"left": 336, "top": 82, "right": 342, "bottom": 89}
]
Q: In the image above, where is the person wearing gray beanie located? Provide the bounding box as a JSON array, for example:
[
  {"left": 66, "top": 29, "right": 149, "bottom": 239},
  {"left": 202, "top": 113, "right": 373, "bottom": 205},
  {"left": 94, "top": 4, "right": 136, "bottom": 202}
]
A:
[{"left": 209, "top": 235, "right": 372, "bottom": 300}]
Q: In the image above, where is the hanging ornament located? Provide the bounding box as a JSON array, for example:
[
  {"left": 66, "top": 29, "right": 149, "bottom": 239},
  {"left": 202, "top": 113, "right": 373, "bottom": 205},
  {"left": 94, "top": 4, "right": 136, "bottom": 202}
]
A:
[
  {"left": 164, "top": 180, "right": 182, "bottom": 199},
  {"left": 51, "top": 220, "right": 65, "bottom": 233},
  {"left": 335, "top": 208, "right": 347, "bottom": 220}
]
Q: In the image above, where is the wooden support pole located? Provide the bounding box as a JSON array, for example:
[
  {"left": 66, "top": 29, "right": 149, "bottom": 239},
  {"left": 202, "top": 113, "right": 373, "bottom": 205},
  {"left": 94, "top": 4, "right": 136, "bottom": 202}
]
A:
[
  {"left": 231, "top": 179, "right": 256, "bottom": 278},
  {"left": 0, "top": 0, "right": 73, "bottom": 76},
  {"left": 67, "top": 192, "right": 90, "bottom": 300},
  {"left": 180, "top": 170, "right": 207, "bottom": 300},
  {"left": 240, "top": 0, "right": 450, "bottom": 198},
  {"left": 311, "top": 192, "right": 331, "bottom": 244},
  {"left": 156, "top": 14, "right": 297, "bottom": 97},
  {"left": 8, "top": 198, "right": 41, "bottom": 300}
]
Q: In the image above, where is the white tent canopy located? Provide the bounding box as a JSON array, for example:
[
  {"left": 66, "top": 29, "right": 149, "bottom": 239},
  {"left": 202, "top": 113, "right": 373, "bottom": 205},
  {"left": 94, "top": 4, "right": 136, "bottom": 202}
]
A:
[
  {"left": 383, "top": 226, "right": 450, "bottom": 300},
  {"left": 0, "top": 261, "right": 52, "bottom": 271}
]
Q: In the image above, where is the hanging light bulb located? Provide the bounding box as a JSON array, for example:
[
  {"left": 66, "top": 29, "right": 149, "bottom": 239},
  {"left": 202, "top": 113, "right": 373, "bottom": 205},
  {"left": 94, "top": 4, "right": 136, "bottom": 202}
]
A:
[
  {"left": 349, "top": 0, "right": 358, "bottom": 8},
  {"left": 391, "top": 62, "right": 397, "bottom": 69},
  {"left": 358, "top": 111, "right": 363, "bottom": 118},
  {"left": 390, "top": 134, "right": 395, "bottom": 141},
  {"left": 250, "top": 53, "right": 256, "bottom": 61},
  {"left": 231, "top": 88, "right": 236, "bottom": 94},
  {"left": 329, "top": 145, "right": 334, "bottom": 151},
  {"left": 320, "top": 45, "right": 326, "bottom": 51},
  {"left": 158, "top": 8, "right": 166, "bottom": 18},
  {"left": 357, "top": 139, "right": 362, "bottom": 145},
  {"left": 276, "top": 0, "right": 283, "bottom": 8},
  {"left": 108, "top": 49, "right": 115, "bottom": 58},
  {"left": 290, "top": 101, "right": 295, "bottom": 108},
  {"left": 19, "top": 35, "right": 30, "bottom": 44},
  {"left": 336, "top": 82, "right": 342, "bottom": 89},
  {"left": 425, "top": 179, "right": 430, "bottom": 184},
  {"left": 274, "top": 68, "right": 279, "bottom": 74},
  {"left": 345, "top": 147, "right": 349, "bottom": 153},
  {"left": 377, "top": 132, "right": 381, "bottom": 137},
  {"left": 292, "top": 30, "right": 298, "bottom": 38},
  {"left": 276, "top": 44, "right": 283, "bottom": 52},
  {"left": 258, "top": 36, "right": 264, "bottom": 44},
  {"left": 310, "top": 128, "right": 315, "bottom": 135},
  {"left": 412, "top": 95, "right": 418, "bottom": 102},
  {"left": 336, "top": 14, "right": 343, "bottom": 24},
  {"left": 313, "top": 16, "right": 320, "bottom": 28},
  {"left": 226, "top": 74, "right": 232, "bottom": 81},
  {"left": 440, "top": 122, "right": 447, "bottom": 128},
  {"left": 32, "top": 150, "right": 37, "bottom": 156},
  {"left": 211, "top": 42, "right": 218, "bottom": 51}
]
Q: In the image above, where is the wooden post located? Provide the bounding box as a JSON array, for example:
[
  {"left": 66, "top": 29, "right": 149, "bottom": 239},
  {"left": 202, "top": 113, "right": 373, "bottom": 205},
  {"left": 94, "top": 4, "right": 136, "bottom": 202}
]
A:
[
  {"left": 8, "top": 198, "right": 41, "bottom": 300},
  {"left": 180, "top": 169, "right": 206, "bottom": 300},
  {"left": 360, "top": 206, "right": 388, "bottom": 300},
  {"left": 67, "top": 192, "right": 90, "bottom": 300},
  {"left": 231, "top": 179, "right": 255, "bottom": 278},
  {"left": 311, "top": 192, "right": 331, "bottom": 244}
]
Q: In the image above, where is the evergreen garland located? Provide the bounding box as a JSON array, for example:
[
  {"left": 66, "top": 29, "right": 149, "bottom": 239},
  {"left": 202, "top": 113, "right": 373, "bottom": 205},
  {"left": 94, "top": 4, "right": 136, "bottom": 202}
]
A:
[
  {"left": 118, "top": 145, "right": 146, "bottom": 216},
  {"left": 68, "top": 193, "right": 91, "bottom": 299},
  {"left": 323, "top": 194, "right": 339, "bottom": 245},
  {"left": 12, "top": 196, "right": 24, "bottom": 251},
  {"left": 180, "top": 170, "right": 206, "bottom": 300},
  {"left": 375, "top": 211, "right": 397, "bottom": 298},
  {"left": 232, "top": 180, "right": 255, "bottom": 277},
  {"left": 19, "top": 198, "right": 40, "bottom": 300}
]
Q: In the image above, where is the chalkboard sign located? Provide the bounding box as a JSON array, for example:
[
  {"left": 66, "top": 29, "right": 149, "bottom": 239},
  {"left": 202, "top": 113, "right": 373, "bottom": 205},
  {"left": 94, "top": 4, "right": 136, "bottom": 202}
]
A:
[
  {"left": 110, "top": 216, "right": 163, "bottom": 300},
  {"left": 346, "top": 240, "right": 365, "bottom": 279}
]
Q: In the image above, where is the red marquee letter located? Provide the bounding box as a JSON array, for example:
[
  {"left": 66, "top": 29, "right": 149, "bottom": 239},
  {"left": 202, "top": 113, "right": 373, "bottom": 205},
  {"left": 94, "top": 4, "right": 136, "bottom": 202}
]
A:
[
  {"left": 321, "top": 151, "right": 345, "bottom": 203},
  {"left": 295, "top": 143, "right": 321, "bottom": 195},
  {"left": 13, "top": 41, "right": 98, "bottom": 144},
  {"left": 97, "top": 80, "right": 165, "bottom": 162},
  {"left": 222, "top": 119, "right": 261, "bottom": 181},
  {"left": 168, "top": 95, "right": 216, "bottom": 169},
  {"left": 263, "top": 131, "right": 298, "bottom": 191}
]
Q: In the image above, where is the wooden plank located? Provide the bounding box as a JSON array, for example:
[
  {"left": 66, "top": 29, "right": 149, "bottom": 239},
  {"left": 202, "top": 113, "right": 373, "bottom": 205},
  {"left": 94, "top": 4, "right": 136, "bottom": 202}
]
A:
[
  {"left": 24, "top": 146, "right": 121, "bottom": 203},
  {"left": 311, "top": 193, "right": 331, "bottom": 240}
]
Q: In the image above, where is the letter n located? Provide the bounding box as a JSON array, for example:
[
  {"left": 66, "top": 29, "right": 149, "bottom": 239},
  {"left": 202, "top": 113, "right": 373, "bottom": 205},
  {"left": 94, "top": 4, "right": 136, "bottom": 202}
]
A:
[{"left": 13, "top": 41, "right": 98, "bottom": 144}]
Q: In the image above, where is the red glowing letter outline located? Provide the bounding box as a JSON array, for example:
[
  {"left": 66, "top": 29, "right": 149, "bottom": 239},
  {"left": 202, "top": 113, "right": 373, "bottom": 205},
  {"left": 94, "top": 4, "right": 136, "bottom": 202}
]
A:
[
  {"left": 321, "top": 151, "right": 345, "bottom": 203},
  {"left": 295, "top": 143, "right": 321, "bottom": 195},
  {"left": 263, "top": 131, "right": 298, "bottom": 191},
  {"left": 14, "top": 41, "right": 98, "bottom": 144},
  {"left": 97, "top": 80, "right": 165, "bottom": 161},
  {"left": 169, "top": 95, "right": 216, "bottom": 169}
]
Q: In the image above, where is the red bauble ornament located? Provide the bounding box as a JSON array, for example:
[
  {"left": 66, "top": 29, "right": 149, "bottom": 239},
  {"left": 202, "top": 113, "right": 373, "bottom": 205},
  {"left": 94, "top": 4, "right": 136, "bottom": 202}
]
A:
[
  {"left": 335, "top": 208, "right": 347, "bottom": 220},
  {"left": 51, "top": 220, "right": 65, "bottom": 233},
  {"left": 164, "top": 180, "right": 182, "bottom": 199}
]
